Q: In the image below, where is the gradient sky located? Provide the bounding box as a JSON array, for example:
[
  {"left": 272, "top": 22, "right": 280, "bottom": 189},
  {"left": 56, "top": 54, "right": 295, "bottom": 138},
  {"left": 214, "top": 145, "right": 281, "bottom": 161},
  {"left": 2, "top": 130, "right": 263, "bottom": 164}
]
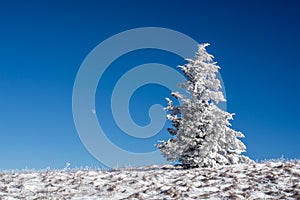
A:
[{"left": 0, "top": 0, "right": 299, "bottom": 170}]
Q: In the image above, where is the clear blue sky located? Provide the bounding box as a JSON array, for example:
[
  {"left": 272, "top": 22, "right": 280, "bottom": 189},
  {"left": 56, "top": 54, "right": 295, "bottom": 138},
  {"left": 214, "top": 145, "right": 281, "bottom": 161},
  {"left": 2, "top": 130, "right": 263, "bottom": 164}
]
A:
[{"left": 0, "top": 0, "right": 299, "bottom": 170}]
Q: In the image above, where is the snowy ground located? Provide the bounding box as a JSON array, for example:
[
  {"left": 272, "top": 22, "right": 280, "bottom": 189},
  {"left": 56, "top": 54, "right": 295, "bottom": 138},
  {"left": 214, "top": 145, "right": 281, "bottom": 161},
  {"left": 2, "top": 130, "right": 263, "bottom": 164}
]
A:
[{"left": 0, "top": 160, "right": 299, "bottom": 199}]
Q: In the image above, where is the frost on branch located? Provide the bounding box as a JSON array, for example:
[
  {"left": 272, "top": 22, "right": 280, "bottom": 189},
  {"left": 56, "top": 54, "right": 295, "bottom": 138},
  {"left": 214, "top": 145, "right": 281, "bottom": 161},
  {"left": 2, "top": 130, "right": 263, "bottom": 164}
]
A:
[{"left": 156, "top": 43, "right": 252, "bottom": 168}]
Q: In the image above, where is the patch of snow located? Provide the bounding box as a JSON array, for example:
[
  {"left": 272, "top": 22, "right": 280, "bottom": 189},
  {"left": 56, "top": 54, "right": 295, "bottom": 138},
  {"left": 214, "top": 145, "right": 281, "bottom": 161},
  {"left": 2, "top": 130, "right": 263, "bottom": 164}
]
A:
[{"left": 0, "top": 160, "right": 299, "bottom": 199}]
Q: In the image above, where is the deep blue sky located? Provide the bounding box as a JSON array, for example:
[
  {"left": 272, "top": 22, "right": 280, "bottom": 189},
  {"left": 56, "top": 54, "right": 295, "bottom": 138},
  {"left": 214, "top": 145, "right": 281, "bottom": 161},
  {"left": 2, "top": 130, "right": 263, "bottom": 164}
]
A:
[{"left": 0, "top": 0, "right": 299, "bottom": 170}]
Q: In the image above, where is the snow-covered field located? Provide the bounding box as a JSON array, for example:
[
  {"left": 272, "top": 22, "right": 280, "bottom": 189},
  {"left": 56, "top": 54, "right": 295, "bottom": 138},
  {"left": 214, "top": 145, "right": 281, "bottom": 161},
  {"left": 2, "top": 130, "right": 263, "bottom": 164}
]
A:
[{"left": 0, "top": 161, "right": 299, "bottom": 199}]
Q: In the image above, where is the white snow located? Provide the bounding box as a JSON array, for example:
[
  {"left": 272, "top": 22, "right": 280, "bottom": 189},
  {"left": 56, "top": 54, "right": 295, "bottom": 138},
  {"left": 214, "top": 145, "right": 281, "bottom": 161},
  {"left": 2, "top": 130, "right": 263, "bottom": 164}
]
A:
[{"left": 0, "top": 161, "right": 299, "bottom": 199}]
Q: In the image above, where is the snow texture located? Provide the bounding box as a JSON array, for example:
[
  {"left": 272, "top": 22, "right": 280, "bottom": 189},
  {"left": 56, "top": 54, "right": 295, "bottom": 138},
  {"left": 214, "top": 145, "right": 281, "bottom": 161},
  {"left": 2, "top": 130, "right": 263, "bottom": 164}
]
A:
[
  {"left": 157, "top": 43, "right": 252, "bottom": 168},
  {"left": 0, "top": 161, "right": 299, "bottom": 199}
]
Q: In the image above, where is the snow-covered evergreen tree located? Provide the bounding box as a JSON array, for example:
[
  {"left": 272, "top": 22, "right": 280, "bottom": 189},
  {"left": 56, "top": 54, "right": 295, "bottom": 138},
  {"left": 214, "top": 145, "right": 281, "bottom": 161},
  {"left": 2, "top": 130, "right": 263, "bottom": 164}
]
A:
[{"left": 157, "top": 43, "right": 252, "bottom": 168}]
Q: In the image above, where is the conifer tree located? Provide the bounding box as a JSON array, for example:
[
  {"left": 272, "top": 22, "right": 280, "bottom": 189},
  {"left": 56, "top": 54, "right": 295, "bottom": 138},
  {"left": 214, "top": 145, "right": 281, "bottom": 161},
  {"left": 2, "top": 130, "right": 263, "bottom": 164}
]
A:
[{"left": 156, "top": 43, "right": 252, "bottom": 168}]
